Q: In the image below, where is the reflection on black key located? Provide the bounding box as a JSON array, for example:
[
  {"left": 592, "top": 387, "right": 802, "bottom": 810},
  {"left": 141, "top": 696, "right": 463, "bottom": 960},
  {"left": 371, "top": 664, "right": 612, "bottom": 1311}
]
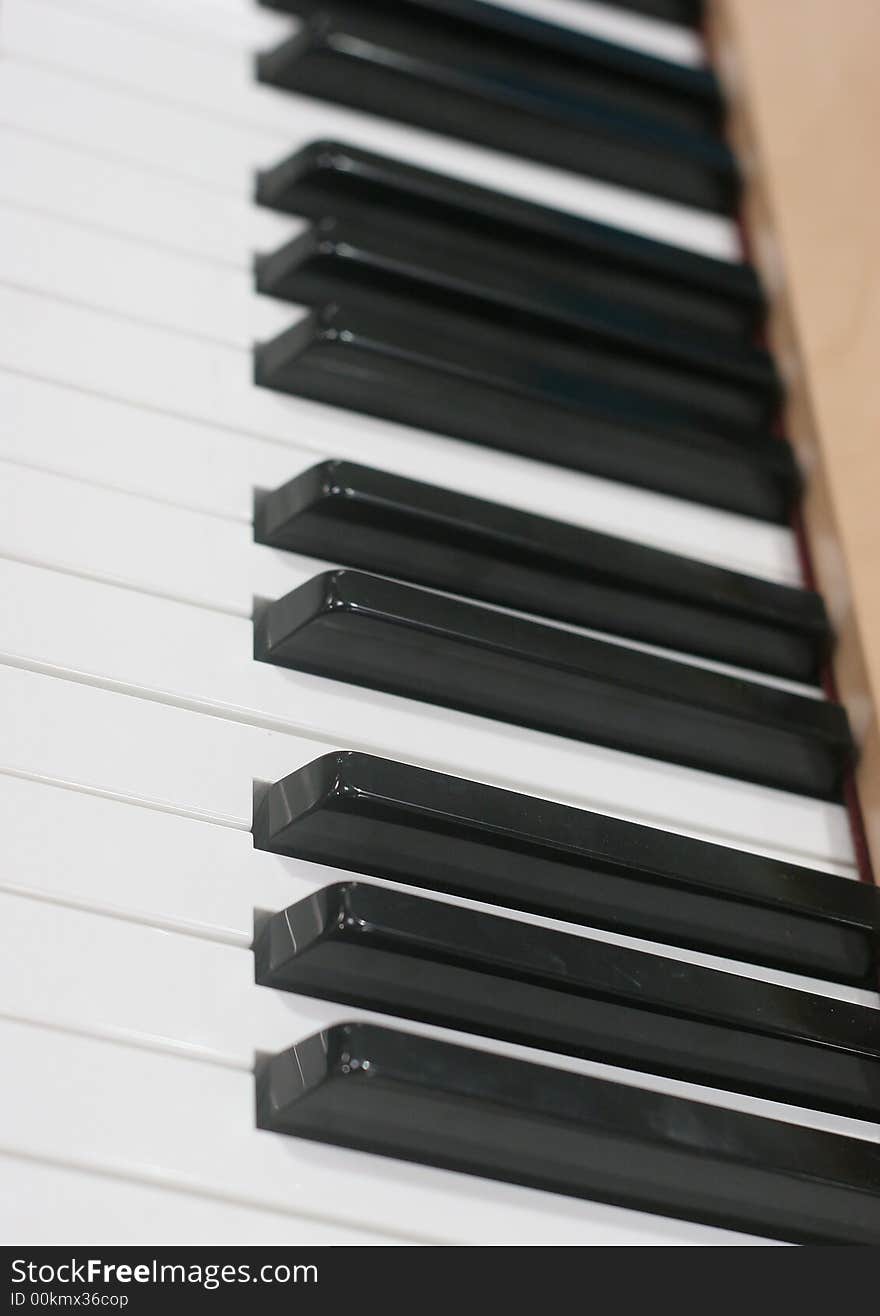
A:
[
  {"left": 257, "top": 1022, "right": 880, "bottom": 1244},
  {"left": 257, "top": 3, "right": 739, "bottom": 211},
  {"left": 256, "top": 215, "right": 780, "bottom": 426},
  {"left": 257, "top": 141, "right": 763, "bottom": 339},
  {"left": 253, "top": 751, "right": 880, "bottom": 985},
  {"left": 255, "top": 881, "right": 880, "bottom": 1120},
  {"left": 255, "top": 460, "right": 827, "bottom": 680},
  {"left": 253, "top": 571, "right": 852, "bottom": 799},
  {"left": 254, "top": 304, "right": 797, "bottom": 522}
]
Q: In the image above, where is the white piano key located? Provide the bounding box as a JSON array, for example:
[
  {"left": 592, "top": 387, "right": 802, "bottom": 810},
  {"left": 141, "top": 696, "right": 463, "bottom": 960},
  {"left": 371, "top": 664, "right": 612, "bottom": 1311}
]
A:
[
  {"left": 1, "top": 0, "right": 269, "bottom": 126},
  {"left": 0, "top": 128, "right": 300, "bottom": 266},
  {"left": 0, "top": 20, "right": 739, "bottom": 257},
  {"left": 0, "top": 61, "right": 279, "bottom": 195},
  {"left": 0, "top": 203, "right": 293, "bottom": 345},
  {"left": 34, "top": 0, "right": 294, "bottom": 53},
  {"left": 0, "top": 1154, "right": 396, "bottom": 1245},
  {"left": 0, "top": 772, "right": 312, "bottom": 946},
  {"left": 0, "top": 370, "right": 803, "bottom": 585},
  {"left": 0, "top": 663, "right": 309, "bottom": 829},
  {"left": 0, "top": 772, "right": 866, "bottom": 993},
  {"left": 0, "top": 889, "right": 340, "bottom": 1069},
  {"left": 0, "top": 1017, "right": 779, "bottom": 1244},
  {"left": 0, "top": 567, "right": 855, "bottom": 867},
  {"left": 0, "top": 895, "right": 876, "bottom": 1145}
]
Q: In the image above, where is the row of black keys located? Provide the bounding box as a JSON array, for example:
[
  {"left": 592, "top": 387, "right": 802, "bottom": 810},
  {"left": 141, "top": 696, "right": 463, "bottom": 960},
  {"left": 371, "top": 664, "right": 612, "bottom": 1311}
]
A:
[
  {"left": 253, "top": 511, "right": 852, "bottom": 800},
  {"left": 249, "top": 144, "right": 856, "bottom": 797},
  {"left": 257, "top": 0, "right": 729, "bottom": 212},
  {"left": 253, "top": 752, "right": 880, "bottom": 1244},
  {"left": 254, "top": 141, "right": 794, "bottom": 524},
  {"left": 249, "top": 9, "right": 878, "bottom": 1242}
]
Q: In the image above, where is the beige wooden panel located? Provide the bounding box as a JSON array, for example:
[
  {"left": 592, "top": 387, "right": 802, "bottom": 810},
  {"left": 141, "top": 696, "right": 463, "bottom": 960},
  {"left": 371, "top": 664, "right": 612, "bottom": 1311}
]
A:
[{"left": 709, "top": 0, "right": 880, "bottom": 875}]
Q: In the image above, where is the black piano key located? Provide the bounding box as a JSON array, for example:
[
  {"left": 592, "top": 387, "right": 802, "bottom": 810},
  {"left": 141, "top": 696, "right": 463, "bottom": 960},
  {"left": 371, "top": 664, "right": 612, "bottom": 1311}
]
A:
[
  {"left": 256, "top": 141, "right": 764, "bottom": 340},
  {"left": 254, "top": 752, "right": 880, "bottom": 985},
  {"left": 258, "top": 1022, "right": 880, "bottom": 1244},
  {"left": 255, "top": 882, "right": 880, "bottom": 1122},
  {"left": 262, "top": 0, "right": 707, "bottom": 37},
  {"left": 254, "top": 304, "right": 797, "bottom": 523},
  {"left": 254, "top": 296, "right": 772, "bottom": 437},
  {"left": 255, "top": 461, "right": 826, "bottom": 681},
  {"left": 255, "top": 214, "right": 781, "bottom": 427},
  {"left": 253, "top": 571, "right": 853, "bottom": 799},
  {"left": 260, "top": 0, "right": 723, "bottom": 132},
  {"left": 256, "top": 5, "right": 739, "bottom": 213}
]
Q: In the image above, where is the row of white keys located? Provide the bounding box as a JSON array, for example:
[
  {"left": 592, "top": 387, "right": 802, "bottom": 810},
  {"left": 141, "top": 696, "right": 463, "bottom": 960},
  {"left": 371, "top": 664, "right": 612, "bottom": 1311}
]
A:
[
  {"left": 0, "top": 0, "right": 737, "bottom": 257},
  {"left": 1, "top": 0, "right": 861, "bottom": 1248},
  {"left": 0, "top": 15, "right": 852, "bottom": 889},
  {"left": 0, "top": 66, "right": 852, "bottom": 879},
  {"left": 0, "top": 554, "right": 853, "bottom": 868},
  {"left": 0, "top": 64, "right": 853, "bottom": 879},
  {"left": 0, "top": 532, "right": 795, "bottom": 1254}
]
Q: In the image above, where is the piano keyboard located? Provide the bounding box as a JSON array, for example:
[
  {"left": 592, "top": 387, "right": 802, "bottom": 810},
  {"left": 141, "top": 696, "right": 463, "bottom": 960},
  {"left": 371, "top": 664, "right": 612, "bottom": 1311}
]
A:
[{"left": 2, "top": 0, "right": 879, "bottom": 1246}]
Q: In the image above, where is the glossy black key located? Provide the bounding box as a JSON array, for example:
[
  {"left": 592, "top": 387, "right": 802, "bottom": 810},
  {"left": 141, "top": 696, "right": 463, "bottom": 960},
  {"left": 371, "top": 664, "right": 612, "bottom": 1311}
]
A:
[
  {"left": 256, "top": 4, "right": 739, "bottom": 212},
  {"left": 256, "top": 882, "right": 880, "bottom": 1121},
  {"left": 254, "top": 752, "right": 879, "bottom": 984},
  {"left": 254, "top": 304, "right": 797, "bottom": 522},
  {"left": 261, "top": 0, "right": 724, "bottom": 136},
  {"left": 253, "top": 571, "right": 853, "bottom": 798},
  {"left": 257, "top": 142, "right": 764, "bottom": 339},
  {"left": 262, "top": 0, "right": 706, "bottom": 32},
  {"left": 255, "top": 460, "right": 825, "bottom": 680},
  {"left": 256, "top": 215, "right": 781, "bottom": 428},
  {"left": 258, "top": 1022, "right": 880, "bottom": 1244},
  {"left": 264, "top": 0, "right": 724, "bottom": 133},
  {"left": 253, "top": 751, "right": 880, "bottom": 985}
]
